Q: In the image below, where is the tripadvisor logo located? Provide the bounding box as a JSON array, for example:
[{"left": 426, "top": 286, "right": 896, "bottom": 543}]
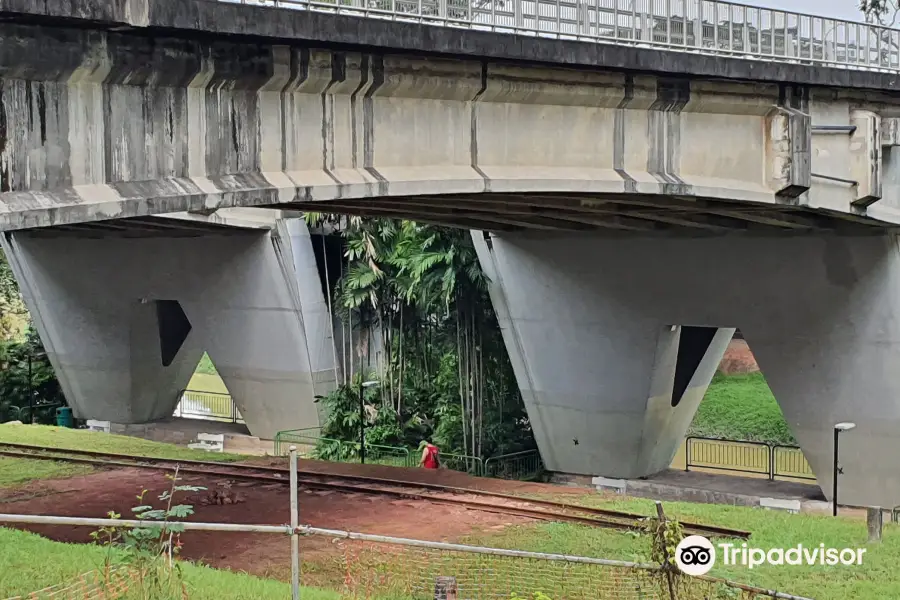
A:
[{"left": 674, "top": 536, "right": 867, "bottom": 576}]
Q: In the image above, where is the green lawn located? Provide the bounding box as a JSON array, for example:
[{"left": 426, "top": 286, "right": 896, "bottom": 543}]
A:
[
  {"left": 0, "top": 527, "right": 339, "bottom": 600},
  {"left": 0, "top": 456, "right": 92, "bottom": 490},
  {"left": 689, "top": 372, "right": 796, "bottom": 445},
  {"left": 471, "top": 492, "right": 893, "bottom": 600},
  {"left": 0, "top": 424, "right": 246, "bottom": 463}
]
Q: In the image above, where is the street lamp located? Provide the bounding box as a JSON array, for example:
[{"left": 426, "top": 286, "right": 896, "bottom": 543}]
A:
[
  {"left": 358, "top": 379, "right": 379, "bottom": 464},
  {"left": 833, "top": 422, "right": 857, "bottom": 517}
]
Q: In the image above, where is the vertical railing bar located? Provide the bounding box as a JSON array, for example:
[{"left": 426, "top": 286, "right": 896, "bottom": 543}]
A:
[
  {"left": 666, "top": 0, "right": 671, "bottom": 44},
  {"left": 556, "top": 0, "right": 561, "bottom": 37},
  {"left": 713, "top": 1, "right": 718, "bottom": 49},
  {"left": 728, "top": 4, "right": 733, "bottom": 52}
]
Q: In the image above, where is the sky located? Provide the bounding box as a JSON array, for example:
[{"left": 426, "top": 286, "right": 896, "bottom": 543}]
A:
[{"left": 750, "top": 0, "right": 866, "bottom": 22}]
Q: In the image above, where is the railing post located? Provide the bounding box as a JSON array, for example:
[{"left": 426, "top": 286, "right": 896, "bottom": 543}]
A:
[
  {"left": 684, "top": 438, "right": 690, "bottom": 472},
  {"left": 769, "top": 445, "right": 775, "bottom": 481}
]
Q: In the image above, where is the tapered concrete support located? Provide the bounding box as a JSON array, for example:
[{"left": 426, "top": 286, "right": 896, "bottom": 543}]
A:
[
  {"left": 475, "top": 231, "right": 900, "bottom": 507},
  {"left": 2, "top": 224, "right": 336, "bottom": 439},
  {"left": 474, "top": 232, "right": 733, "bottom": 479}
]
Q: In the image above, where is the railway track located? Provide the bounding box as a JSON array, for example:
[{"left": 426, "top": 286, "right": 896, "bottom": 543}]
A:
[{"left": 0, "top": 441, "right": 750, "bottom": 539}]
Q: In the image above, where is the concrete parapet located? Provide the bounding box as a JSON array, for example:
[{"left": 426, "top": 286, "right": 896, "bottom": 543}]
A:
[{"left": 0, "top": 21, "right": 898, "bottom": 232}]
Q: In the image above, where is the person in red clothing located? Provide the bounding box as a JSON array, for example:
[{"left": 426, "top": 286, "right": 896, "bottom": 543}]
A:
[{"left": 418, "top": 440, "right": 440, "bottom": 469}]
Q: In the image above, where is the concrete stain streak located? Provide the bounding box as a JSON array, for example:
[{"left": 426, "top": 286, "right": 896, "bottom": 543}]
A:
[
  {"left": 613, "top": 74, "right": 636, "bottom": 194},
  {"left": 0, "top": 19, "right": 894, "bottom": 232},
  {"left": 362, "top": 55, "right": 388, "bottom": 197}
]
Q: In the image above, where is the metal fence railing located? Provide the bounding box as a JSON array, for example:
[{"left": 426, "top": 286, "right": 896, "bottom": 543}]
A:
[
  {"left": 274, "top": 428, "right": 411, "bottom": 467},
  {"left": 437, "top": 452, "right": 484, "bottom": 475},
  {"left": 274, "top": 428, "right": 541, "bottom": 479},
  {"left": 484, "top": 449, "right": 544, "bottom": 480},
  {"left": 230, "top": 0, "right": 900, "bottom": 74},
  {"left": 173, "top": 389, "right": 243, "bottom": 424},
  {"left": 685, "top": 436, "right": 816, "bottom": 481}
]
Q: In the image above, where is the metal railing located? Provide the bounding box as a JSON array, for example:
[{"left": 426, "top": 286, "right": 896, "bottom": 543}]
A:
[
  {"left": 274, "top": 428, "right": 544, "bottom": 479},
  {"left": 173, "top": 389, "right": 244, "bottom": 424},
  {"left": 685, "top": 436, "right": 816, "bottom": 481},
  {"left": 436, "top": 452, "right": 484, "bottom": 475},
  {"left": 233, "top": 0, "right": 900, "bottom": 73},
  {"left": 483, "top": 449, "right": 544, "bottom": 480},
  {"left": 274, "top": 428, "right": 411, "bottom": 466}
]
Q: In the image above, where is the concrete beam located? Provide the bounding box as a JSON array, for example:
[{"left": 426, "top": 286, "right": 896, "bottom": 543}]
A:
[{"left": 0, "top": 23, "right": 897, "bottom": 232}]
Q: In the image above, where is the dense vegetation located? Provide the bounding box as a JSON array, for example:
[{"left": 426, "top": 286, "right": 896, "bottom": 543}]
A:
[
  {"left": 307, "top": 216, "right": 535, "bottom": 459},
  {"left": 0, "top": 253, "right": 62, "bottom": 425}
]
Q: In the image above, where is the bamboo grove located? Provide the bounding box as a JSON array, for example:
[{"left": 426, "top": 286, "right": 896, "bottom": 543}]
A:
[{"left": 305, "top": 214, "right": 536, "bottom": 460}]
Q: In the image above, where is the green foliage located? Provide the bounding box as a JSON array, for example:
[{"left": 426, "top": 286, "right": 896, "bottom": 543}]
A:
[
  {"left": 643, "top": 516, "right": 684, "bottom": 569},
  {"left": 194, "top": 353, "right": 218, "bottom": 375},
  {"left": 308, "top": 216, "right": 535, "bottom": 459},
  {"left": 90, "top": 468, "right": 207, "bottom": 600},
  {"left": 0, "top": 328, "right": 65, "bottom": 425},
  {"left": 689, "top": 373, "right": 795, "bottom": 445},
  {"left": 860, "top": 0, "right": 898, "bottom": 24}
]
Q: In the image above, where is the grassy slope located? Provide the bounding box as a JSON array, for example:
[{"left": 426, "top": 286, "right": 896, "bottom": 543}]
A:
[
  {"left": 0, "top": 424, "right": 246, "bottom": 462},
  {"left": 0, "top": 457, "right": 92, "bottom": 489},
  {"left": 469, "top": 493, "right": 892, "bottom": 600},
  {"left": 689, "top": 372, "right": 796, "bottom": 445},
  {"left": 0, "top": 528, "right": 339, "bottom": 600}
]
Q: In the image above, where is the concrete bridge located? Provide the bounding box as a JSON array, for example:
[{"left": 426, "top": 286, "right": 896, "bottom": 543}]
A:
[{"left": 3, "top": 0, "right": 900, "bottom": 506}]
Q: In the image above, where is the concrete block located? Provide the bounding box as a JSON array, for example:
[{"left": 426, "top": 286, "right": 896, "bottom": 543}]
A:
[
  {"left": 86, "top": 419, "right": 110, "bottom": 433},
  {"left": 188, "top": 433, "right": 225, "bottom": 453},
  {"left": 592, "top": 477, "right": 627, "bottom": 494},
  {"left": 759, "top": 497, "right": 801, "bottom": 514}
]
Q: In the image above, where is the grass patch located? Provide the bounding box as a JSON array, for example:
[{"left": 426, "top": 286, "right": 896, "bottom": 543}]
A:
[
  {"left": 187, "top": 372, "right": 229, "bottom": 395},
  {"left": 689, "top": 372, "right": 795, "bottom": 445},
  {"left": 195, "top": 353, "right": 219, "bottom": 376},
  {"left": 0, "top": 457, "right": 92, "bottom": 490},
  {"left": 0, "top": 527, "right": 339, "bottom": 599},
  {"left": 0, "top": 424, "right": 246, "bottom": 463},
  {"left": 481, "top": 491, "right": 895, "bottom": 600}
]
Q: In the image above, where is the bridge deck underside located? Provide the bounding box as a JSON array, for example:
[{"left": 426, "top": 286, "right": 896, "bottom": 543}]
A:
[{"left": 268, "top": 192, "right": 893, "bottom": 234}]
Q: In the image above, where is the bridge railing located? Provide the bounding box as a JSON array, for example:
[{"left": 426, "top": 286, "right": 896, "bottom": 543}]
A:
[
  {"left": 685, "top": 436, "right": 816, "bottom": 482},
  {"left": 173, "top": 389, "right": 244, "bottom": 424},
  {"left": 232, "top": 0, "right": 900, "bottom": 73}
]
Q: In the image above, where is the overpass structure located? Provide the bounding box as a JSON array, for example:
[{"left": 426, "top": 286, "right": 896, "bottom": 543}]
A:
[{"left": 2, "top": 0, "right": 900, "bottom": 505}]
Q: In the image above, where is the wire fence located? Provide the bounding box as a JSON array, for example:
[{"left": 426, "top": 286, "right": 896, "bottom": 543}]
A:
[
  {"left": 225, "top": 0, "right": 900, "bottom": 73},
  {"left": 5, "top": 566, "right": 135, "bottom": 600},
  {"left": 0, "top": 447, "right": 815, "bottom": 600},
  {"left": 274, "top": 428, "right": 539, "bottom": 478}
]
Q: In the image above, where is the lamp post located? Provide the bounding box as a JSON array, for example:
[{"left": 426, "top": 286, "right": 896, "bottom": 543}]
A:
[
  {"left": 833, "top": 422, "right": 857, "bottom": 517},
  {"left": 358, "top": 379, "right": 379, "bottom": 464},
  {"left": 26, "top": 350, "right": 46, "bottom": 425}
]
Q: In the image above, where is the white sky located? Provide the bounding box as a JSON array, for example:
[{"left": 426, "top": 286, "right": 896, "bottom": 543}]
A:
[{"left": 750, "top": 0, "right": 865, "bottom": 21}]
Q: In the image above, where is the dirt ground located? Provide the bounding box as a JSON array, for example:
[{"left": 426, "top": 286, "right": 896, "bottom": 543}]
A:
[
  {"left": 0, "top": 462, "right": 574, "bottom": 579},
  {"left": 718, "top": 339, "right": 759, "bottom": 375}
]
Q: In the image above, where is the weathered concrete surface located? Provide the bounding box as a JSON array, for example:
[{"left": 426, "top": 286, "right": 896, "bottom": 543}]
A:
[
  {"left": 474, "top": 231, "right": 735, "bottom": 480},
  {"left": 5, "top": 0, "right": 900, "bottom": 92},
  {"left": 477, "top": 231, "right": 900, "bottom": 508},
  {"left": 1, "top": 220, "right": 337, "bottom": 439},
  {"left": 1, "top": 21, "right": 900, "bottom": 232}
]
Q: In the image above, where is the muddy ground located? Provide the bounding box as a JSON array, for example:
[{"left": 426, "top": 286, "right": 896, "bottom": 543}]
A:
[{"left": 0, "top": 460, "right": 577, "bottom": 579}]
